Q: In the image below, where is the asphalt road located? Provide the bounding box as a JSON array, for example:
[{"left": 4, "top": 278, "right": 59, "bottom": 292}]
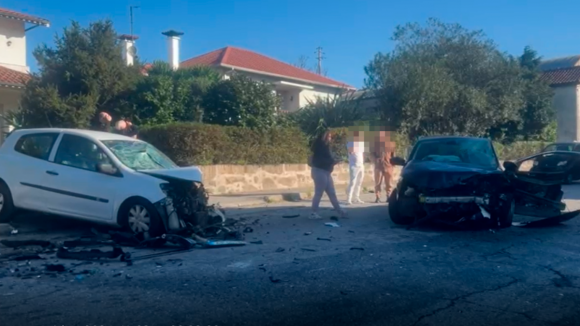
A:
[{"left": 3, "top": 189, "right": 580, "bottom": 326}]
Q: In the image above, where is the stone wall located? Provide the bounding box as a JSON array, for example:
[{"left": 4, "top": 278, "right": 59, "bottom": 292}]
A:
[
  {"left": 199, "top": 163, "right": 402, "bottom": 195},
  {"left": 199, "top": 161, "right": 517, "bottom": 195}
]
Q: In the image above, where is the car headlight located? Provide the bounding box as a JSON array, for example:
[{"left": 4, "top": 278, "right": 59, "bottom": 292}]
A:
[{"left": 159, "top": 183, "right": 171, "bottom": 194}]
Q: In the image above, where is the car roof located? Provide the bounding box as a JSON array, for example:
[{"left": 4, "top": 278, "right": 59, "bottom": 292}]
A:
[
  {"left": 9, "top": 128, "right": 137, "bottom": 141},
  {"left": 416, "top": 136, "right": 490, "bottom": 142}
]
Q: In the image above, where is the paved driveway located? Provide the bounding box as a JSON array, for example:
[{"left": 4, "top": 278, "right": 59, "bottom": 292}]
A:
[{"left": 2, "top": 187, "right": 580, "bottom": 326}]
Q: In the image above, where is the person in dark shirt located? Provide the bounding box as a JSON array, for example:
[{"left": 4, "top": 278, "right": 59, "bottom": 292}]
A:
[{"left": 309, "top": 130, "right": 347, "bottom": 219}]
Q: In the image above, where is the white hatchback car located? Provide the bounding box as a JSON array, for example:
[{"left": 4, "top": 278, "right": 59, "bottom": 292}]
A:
[{"left": 0, "top": 128, "right": 208, "bottom": 240}]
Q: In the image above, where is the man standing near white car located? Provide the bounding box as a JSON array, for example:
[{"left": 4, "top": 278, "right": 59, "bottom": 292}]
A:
[{"left": 346, "top": 130, "right": 366, "bottom": 205}]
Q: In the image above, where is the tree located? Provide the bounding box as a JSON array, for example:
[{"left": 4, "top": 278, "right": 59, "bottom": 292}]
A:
[
  {"left": 364, "top": 18, "right": 553, "bottom": 141},
  {"left": 202, "top": 74, "right": 280, "bottom": 129},
  {"left": 18, "top": 20, "right": 143, "bottom": 128},
  {"left": 129, "top": 61, "right": 220, "bottom": 125},
  {"left": 289, "top": 94, "right": 368, "bottom": 138}
]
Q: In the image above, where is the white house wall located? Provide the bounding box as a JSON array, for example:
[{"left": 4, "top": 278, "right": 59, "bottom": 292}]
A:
[
  {"left": 553, "top": 85, "right": 578, "bottom": 142},
  {"left": 0, "top": 18, "right": 27, "bottom": 73},
  {"left": 216, "top": 67, "right": 345, "bottom": 111}
]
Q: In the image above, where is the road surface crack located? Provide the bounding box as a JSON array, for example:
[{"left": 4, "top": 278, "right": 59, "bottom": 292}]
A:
[
  {"left": 411, "top": 277, "right": 519, "bottom": 326},
  {"left": 542, "top": 265, "right": 580, "bottom": 289}
]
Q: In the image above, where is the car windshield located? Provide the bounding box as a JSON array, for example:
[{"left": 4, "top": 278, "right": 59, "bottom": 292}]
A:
[
  {"left": 410, "top": 138, "right": 498, "bottom": 168},
  {"left": 101, "top": 140, "right": 178, "bottom": 170}
]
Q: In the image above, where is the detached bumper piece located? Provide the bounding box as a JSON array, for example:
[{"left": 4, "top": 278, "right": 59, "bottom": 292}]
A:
[{"left": 512, "top": 210, "right": 580, "bottom": 228}]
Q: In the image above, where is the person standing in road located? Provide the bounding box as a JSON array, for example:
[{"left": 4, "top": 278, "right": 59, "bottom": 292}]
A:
[
  {"left": 371, "top": 130, "right": 395, "bottom": 203},
  {"left": 309, "top": 130, "right": 347, "bottom": 220},
  {"left": 346, "top": 130, "right": 366, "bottom": 205}
]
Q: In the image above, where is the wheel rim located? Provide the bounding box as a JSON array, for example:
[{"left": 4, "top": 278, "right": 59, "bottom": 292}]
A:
[
  {"left": 0, "top": 193, "right": 5, "bottom": 213},
  {"left": 128, "top": 205, "right": 151, "bottom": 234}
]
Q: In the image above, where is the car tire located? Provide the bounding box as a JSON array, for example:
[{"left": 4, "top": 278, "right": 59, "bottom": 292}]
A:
[
  {"left": 0, "top": 181, "right": 15, "bottom": 224},
  {"left": 388, "top": 190, "right": 415, "bottom": 225},
  {"left": 497, "top": 198, "right": 515, "bottom": 229},
  {"left": 118, "top": 198, "right": 165, "bottom": 241}
]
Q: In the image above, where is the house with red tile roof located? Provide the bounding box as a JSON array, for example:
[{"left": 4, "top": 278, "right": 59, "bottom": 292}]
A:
[
  {"left": 539, "top": 56, "right": 580, "bottom": 142},
  {"left": 0, "top": 7, "right": 49, "bottom": 141},
  {"left": 149, "top": 32, "right": 356, "bottom": 112}
]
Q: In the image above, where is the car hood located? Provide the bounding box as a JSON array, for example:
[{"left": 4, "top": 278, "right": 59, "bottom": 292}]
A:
[
  {"left": 139, "top": 166, "right": 203, "bottom": 183},
  {"left": 402, "top": 161, "right": 502, "bottom": 189}
]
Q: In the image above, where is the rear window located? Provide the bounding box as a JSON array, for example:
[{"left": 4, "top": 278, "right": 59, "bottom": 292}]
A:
[{"left": 14, "top": 133, "right": 59, "bottom": 161}]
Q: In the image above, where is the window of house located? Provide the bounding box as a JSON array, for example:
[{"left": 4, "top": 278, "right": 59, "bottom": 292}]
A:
[
  {"left": 14, "top": 133, "right": 60, "bottom": 161},
  {"left": 54, "top": 134, "right": 114, "bottom": 172}
]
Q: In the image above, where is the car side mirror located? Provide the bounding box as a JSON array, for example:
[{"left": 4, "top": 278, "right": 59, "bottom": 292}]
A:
[
  {"left": 503, "top": 161, "right": 517, "bottom": 172},
  {"left": 390, "top": 156, "right": 406, "bottom": 166},
  {"left": 97, "top": 163, "right": 118, "bottom": 175}
]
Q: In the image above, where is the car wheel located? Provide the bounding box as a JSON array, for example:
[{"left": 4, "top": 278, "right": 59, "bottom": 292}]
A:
[
  {"left": 388, "top": 190, "right": 415, "bottom": 225},
  {"left": 118, "top": 198, "right": 165, "bottom": 241},
  {"left": 0, "top": 182, "right": 15, "bottom": 223},
  {"left": 498, "top": 198, "right": 515, "bottom": 229}
]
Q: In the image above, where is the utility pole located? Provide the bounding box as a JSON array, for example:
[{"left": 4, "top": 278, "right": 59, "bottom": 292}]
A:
[
  {"left": 130, "top": 5, "right": 140, "bottom": 39},
  {"left": 315, "top": 47, "right": 325, "bottom": 75}
]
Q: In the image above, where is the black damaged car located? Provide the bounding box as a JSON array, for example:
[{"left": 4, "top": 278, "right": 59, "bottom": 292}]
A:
[{"left": 387, "top": 136, "right": 579, "bottom": 230}]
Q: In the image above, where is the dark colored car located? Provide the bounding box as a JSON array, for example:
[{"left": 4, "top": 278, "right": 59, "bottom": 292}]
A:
[
  {"left": 520, "top": 142, "right": 580, "bottom": 184},
  {"left": 387, "top": 136, "right": 578, "bottom": 229}
]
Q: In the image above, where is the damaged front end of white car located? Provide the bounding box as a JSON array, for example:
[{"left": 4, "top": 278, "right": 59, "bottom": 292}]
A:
[{"left": 141, "top": 168, "right": 232, "bottom": 238}]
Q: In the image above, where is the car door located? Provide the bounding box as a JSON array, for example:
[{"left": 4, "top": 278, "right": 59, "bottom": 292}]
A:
[
  {"left": 42, "top": 134, "right": 122, "bottom": 222},
  {"left": 9, "top": 132, "right": 61, "bottom": 211}
]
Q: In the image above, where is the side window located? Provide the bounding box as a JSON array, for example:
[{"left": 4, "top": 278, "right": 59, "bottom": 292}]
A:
[
  {"left": 54, "top": 135, "right": 113, "bottom": 172},
  {"left": 14, "top": 133, "right": 59, "bottom": 160}
]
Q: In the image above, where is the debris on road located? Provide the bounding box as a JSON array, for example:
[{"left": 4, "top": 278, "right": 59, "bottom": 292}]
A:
[
  {"left": 512, "top": 210, "right": 580, "bottom": 228},
  {"left": 350, "top": 247, "right": 365, "bottom": 251},
  {"left": 57, "top": 247, "right": 124, "bottom": 261},
  {"left": 304, "top": 232, "right": 312, "bottom": 236},
  {"left": 250, "top": 240, "right": 263, "bottom": 245},
  {"left": 325, "top": 223, "right": 340, "bottom": 228},
  {"left": 1, "top": 240, "right": 53, "bottom": 248},
  {"left": 330, "top": 216, "right": 339, "bottom": 221},
  {"left": 275, "top": 247, "right": 285, "bottom": 253},
  {"left": 243, "top": 227, "right": 254, "bottom": 233},
  {"left": 269, "top": 276, "right": 282, "bottom": 283},
  {"left": 46, "top": 264, "right": 66, "bottom": 272},
  {"left": 13, "top": 254, "right": 44, "bottom": 261},
  {"left": 317, "top": 238, "right": 331, "bottom": 241},
  {"left": 301, "top": 248, "right": 316, "bottom": 252},
  {"left": 283, "top": 215, "right": 300, "bottom": 218}
]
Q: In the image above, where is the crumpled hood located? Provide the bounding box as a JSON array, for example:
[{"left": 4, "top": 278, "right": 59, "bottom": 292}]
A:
[
  {"left": 139, "top": 166, "right": 203, "bottom": 183},
  {"left": 402, "top": 161, "right": 501, "bottom": 189}
]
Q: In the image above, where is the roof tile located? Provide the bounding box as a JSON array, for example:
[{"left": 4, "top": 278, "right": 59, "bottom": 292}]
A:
[
  {"left": 0, "top": 66, "right": 30, "bottom": 88},
  {"left": 0, "top": 7, "right": 50, "bottom": 26},
  {"left": 540, "top": 67, "right": 580, "bottom": 86},
  {"left": 181, "top": 46, "right": 354, "bottom": 89}
]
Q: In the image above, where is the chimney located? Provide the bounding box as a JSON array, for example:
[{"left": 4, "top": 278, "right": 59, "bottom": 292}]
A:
[
  {"left": 118, "top": 34, "right": 139, "bottom": 66},
  {"left": 161, "top": 30, "right": 184, "bottom": 70}
]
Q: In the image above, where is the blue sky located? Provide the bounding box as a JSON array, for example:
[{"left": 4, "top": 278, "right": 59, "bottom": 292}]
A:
[{"left": 3, "top": 0, "right": 580, "bottom": 88}]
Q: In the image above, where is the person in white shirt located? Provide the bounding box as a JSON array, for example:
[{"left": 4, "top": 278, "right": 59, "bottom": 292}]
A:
[{"left": 346, "top": 130, "right": 366, "bottom": 205}]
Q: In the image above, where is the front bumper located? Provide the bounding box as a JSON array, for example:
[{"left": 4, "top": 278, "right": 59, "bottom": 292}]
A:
[{"left": 418, "top": 195, "right": 489, "bottom": 205}]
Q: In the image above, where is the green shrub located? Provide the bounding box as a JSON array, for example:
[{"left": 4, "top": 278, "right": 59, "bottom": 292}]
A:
[
  {"left": 493, "top": 141, "right": 549, "bottom": 161},
  {"left": 139, "top": 122, "right": 309, "bottom": 165}
]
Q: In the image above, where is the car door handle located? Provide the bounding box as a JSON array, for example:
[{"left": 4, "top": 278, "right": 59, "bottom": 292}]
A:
[{"left": 46, "top": 170, "right": 59, "bottom": 176}]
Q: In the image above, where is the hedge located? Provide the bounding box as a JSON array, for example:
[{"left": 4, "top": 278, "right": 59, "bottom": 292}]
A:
[
  {"left": 139, "top": 122, "right": 310, "bottom": 165},
  {"left": 140, "top": 123, "right": 551, "bottom": 166}
]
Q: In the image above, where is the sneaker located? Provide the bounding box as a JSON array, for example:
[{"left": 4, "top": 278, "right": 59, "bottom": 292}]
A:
[
  {"left": 309, "top": 212, "right": 323, "bottom": 220},
  {"left": 355, "top": 198, "right": 365, "bottom": 204},
  {"left": 375, "top": 198, "right": 382, "bottom": 203},
  {"left": 344, "top": 201, "right": 353, "bottom": 206}
]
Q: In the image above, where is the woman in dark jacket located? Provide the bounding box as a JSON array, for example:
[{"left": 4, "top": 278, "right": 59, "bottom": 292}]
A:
[{"left": 309, "top": 130, "right": 347, "bottom": 219}]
